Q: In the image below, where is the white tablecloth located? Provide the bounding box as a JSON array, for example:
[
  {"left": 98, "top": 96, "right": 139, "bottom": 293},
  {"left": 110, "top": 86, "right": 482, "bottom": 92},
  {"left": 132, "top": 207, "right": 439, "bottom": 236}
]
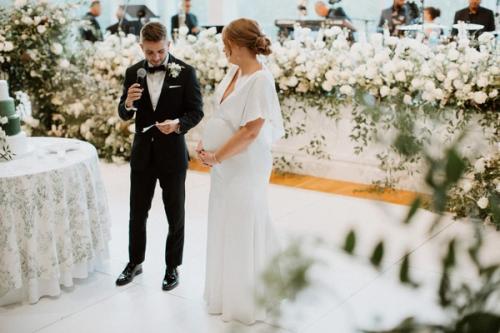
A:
[{"left": 0, "top": 137, "right": 111, "bottom": 305}]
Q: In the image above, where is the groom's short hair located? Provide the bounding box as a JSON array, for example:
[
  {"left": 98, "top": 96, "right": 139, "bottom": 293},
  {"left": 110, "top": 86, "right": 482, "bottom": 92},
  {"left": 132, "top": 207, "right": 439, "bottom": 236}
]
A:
[{"left": 140, "top": 22, "right": 168, "bottom": 42}]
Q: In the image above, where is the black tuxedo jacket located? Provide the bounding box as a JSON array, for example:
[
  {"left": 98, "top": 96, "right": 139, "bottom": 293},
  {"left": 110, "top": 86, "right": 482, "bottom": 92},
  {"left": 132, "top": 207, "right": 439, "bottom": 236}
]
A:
[
  {"left": 118, "top": 54, "right": 203, "bottom": 173},
  {"left": 452, "top": 6, "right": 496, "bottom": 36}
]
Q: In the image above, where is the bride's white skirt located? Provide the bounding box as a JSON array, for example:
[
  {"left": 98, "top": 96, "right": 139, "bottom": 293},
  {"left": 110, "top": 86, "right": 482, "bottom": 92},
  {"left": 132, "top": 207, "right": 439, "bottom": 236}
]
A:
[{"left": 203, "top": 145, "right": 280, "bottom": 325}]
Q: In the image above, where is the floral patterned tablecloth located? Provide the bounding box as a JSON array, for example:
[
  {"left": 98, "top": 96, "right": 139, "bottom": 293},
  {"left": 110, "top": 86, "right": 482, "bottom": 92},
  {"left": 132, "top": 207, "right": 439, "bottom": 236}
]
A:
[{"left": 0, "top": 137, "right": 111, "bottom": 305}]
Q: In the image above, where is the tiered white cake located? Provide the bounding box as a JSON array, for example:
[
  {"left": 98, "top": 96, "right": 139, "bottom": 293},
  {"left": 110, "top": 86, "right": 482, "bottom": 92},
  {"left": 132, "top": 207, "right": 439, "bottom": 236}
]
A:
[{"left": 0, "top": 80, "right": 30, "bottom": 158}]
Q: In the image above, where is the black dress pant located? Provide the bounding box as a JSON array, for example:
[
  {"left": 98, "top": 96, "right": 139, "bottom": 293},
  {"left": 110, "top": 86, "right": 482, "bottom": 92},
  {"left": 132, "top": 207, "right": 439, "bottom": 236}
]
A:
[{"left": 128, "top": 164, "right": 186, "bottom": 268}]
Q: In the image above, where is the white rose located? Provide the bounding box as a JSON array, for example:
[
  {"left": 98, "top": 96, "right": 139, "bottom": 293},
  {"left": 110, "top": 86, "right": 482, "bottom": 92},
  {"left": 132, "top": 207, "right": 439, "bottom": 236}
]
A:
[
  {"left": 474, "top": 158, "right": 485, "bottom": 173},
  {"left": 472, "top": 91, "right": 488, "bottom": 104},
  {"left": 339, "top": 85, "right": 354, "bottom": 96},
  {"left": 59, "top": 58, "right": 70, "bottom": 68},
  {"left": 296, "top": 82, "right": 309, "bottom": 93},
  {"left": 21, "top": 16, "right": 33, "bottom": 25},
  {"left": 410, "top": 78, "right": 422, "bottom": 90},
  {"left": 453, "top": 80, "right": 464, "bottom": 90},
  {"left": 58, "top": 17, "right": 66, "bottom": 25},
  {"left": 424, "top": 81, "right": 435, "bottom": 92},
  {"left": 422, "top": 91, "right": 434, "bottom": 102},
  {"left": 447, "top": 70, "right": 459, "bottom": 81},
  {"left": 433, "top": 89, "right": 444, "bottom": 100},
  {"left": 379, "top": 86, "right": 390, "bottom": 98},
  {"left": 365, "top": 67, "right": 377, "bottom": 80},
  {"left": 50, "top": 43, "right": 63, "bottom": 55},
  {"left": 489, "top": 90, "right": 498, "bottom": 98},
  {"left": 403, "top": 94, "right": 412, "bottom": 105},
  {"left": 421, "top": 64, "right": 432, "bottom": 76},
  {"left": 477, "top": 197, "right": 489, "bottom": 209},
  {"left": 3, "top": 41, "right": 13, "bottom": 52},
  {"left": 496, "top": 182, "right": 500, "bottom": 194},
  {"left": 447, "top": 49, "right": 460, "bottom": 61},
  {"left": 296, "top": 54, "right": 306, "bottom": 64},
  {"left": 459, "top": 63, "right": 470, "bottom": 73},
  {"left": 287, "top": 76, "right": 298, "bottom": 87},
  {"left": 461, "top": 179, "right": 473, "bottom": 193},
  {"left": 476, "top": 76, "right": 489, "bottom": 88},
  {"left": 395, "top": 71, "right": 406, "bottom": 82},
  {"left": 37, "top": 25, "right": 47, "bottom": 34},
  {"left": 321, "top": 81, "right": 333, "bottom": 92}
]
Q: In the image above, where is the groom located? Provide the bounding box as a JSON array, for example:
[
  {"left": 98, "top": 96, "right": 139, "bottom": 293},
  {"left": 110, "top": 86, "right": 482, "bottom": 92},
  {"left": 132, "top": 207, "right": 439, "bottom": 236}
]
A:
[{"left": 116, "top": 22, "right": 203, "bottom": 290}]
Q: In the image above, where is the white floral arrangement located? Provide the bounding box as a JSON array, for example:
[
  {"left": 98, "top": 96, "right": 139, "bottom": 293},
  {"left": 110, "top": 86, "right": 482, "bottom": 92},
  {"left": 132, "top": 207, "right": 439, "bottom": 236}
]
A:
[
  {"left": 83, "top": 33, "right": 143, "bottom": 87},
  {"left": 169, "top": 26, "right": 498, "bottom": 109},
  {"left": 448, "top": 146, "right": 500, "bottom": 228},
  {"left": 267, "top": 27, "right": 499, "bottom": 108},
  {"left": 171, "top": 27, "right": 228, "bottom": 92}
]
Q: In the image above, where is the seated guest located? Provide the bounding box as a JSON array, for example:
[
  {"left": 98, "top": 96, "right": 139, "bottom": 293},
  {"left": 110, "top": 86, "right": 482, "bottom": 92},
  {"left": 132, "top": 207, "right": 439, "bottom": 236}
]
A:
[
  {"left": 314, "top": 1, "right": 350, "bottom": 21},
  {"left": 423, "top": 6, "right": 442, "bottom": 38},
  {"left": 452, "top": 0, "right": 495, "bottom": 36},
  {"left": 171, "top": 0, "right": 200, "bottom": 38},
  {"left": 377, "top": 0, "right": 412, "bottom": 36},
  {"left": 80, "top": 0, "right": 103, "bottom": 42},
  {"left": 106, "top": 6, "right": 131, "bottom": 35}
]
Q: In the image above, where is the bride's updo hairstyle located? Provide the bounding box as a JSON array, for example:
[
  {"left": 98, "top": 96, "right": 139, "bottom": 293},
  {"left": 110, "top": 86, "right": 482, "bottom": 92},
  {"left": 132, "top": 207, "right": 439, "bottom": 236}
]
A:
[{"left": 222, "top": 18, "right": 272, "bottom": 56}]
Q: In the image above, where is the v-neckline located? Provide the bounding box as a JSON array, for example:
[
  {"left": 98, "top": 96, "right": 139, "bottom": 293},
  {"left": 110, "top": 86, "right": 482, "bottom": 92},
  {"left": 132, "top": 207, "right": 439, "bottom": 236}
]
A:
[{"left": 219, "top": 67, "right": 240, "bottom": 105}]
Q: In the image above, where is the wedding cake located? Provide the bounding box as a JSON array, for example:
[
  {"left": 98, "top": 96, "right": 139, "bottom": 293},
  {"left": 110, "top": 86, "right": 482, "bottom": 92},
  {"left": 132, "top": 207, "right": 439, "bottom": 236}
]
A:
[{"left": 0, "top": 80, "right": 30, "bottom": 158}]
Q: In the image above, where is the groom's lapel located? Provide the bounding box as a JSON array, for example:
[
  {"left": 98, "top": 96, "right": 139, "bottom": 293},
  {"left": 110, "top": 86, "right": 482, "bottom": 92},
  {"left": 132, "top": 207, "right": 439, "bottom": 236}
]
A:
[
  {"left": 140, "top": 60, "right": 155, "bottom": 113},
  {"left": 156, "top": 54, "right": 176, "bottom": 110}
]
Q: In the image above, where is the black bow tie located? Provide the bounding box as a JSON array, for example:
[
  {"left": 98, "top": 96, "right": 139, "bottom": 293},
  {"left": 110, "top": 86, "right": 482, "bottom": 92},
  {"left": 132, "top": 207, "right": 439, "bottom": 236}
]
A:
[{"left": 147, "top": 65, "right": 166, "bottom": 74}]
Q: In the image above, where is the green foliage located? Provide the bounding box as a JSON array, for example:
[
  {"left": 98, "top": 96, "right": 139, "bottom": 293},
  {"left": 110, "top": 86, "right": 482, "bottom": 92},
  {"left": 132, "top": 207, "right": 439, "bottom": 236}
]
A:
[
  {"left": 370, "top": 241, "right": 385, "bottom": 268},
  {"left": 343, "top": 229, "right": 356, "bottom": 254}
]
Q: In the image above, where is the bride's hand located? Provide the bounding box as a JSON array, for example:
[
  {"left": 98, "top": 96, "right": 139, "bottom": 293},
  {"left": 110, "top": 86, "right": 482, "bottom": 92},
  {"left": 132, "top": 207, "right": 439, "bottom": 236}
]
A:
[
  {"left": 195, "top": 141, "right": 203, "bottom": 154},
  {"left": 199, "top": 151, "right": 220, "bottom": 167},
  {"left": 195, "top": 141, "right": 205, "bottom": 162}
]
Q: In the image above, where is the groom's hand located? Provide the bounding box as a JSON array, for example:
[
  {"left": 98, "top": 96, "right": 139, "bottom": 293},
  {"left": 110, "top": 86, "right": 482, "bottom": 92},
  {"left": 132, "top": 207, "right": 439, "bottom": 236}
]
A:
[
  {"left": 125, "top": 83, "right": 143, "bottom": 109},
  {"left": 156, "top": 119, "right": 180, "bottom": 135}
]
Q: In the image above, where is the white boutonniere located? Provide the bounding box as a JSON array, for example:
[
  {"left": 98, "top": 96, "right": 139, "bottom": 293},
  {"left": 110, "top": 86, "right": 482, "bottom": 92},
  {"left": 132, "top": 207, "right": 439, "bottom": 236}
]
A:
[{"left": 167, "top": 63, "right": 183, "bottom": 78}]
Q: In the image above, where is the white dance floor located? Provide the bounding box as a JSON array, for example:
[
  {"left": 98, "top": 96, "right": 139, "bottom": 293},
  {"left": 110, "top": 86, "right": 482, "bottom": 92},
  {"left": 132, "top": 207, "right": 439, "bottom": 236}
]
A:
[{"left": 1, "top": 162, "right": 498, "bottom": 333}]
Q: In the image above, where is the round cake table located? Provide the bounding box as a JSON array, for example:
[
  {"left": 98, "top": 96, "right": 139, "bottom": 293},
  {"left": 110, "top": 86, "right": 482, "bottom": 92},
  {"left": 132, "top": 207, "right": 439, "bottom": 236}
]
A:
[{"left": 0, "top": 137, "right": 111, "bottom": 305}]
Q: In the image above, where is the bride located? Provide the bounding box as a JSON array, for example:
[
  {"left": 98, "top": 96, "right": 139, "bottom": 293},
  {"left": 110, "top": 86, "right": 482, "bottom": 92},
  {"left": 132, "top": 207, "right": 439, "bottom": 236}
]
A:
[{"left": 197, "top": 18, "right": 284, "bottom": 325}]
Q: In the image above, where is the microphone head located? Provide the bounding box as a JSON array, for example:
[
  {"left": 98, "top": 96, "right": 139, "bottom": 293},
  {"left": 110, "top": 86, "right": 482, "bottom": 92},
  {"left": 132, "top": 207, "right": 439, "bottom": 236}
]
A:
[
  {"left": 137, "top": 68, "right": 147, "bottom": 79},
  {"left": 136, "top": 68, "right": 147, "bottom": 86}
]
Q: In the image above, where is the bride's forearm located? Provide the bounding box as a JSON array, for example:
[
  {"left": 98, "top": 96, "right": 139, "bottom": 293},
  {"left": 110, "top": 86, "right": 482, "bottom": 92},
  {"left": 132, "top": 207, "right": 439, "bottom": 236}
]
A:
[{"left": 215, "top": 122, "right": 263, "bottom": 162}]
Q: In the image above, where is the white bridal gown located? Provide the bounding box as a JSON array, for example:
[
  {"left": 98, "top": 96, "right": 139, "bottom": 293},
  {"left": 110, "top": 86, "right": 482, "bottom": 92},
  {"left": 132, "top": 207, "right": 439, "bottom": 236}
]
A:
[{"left": 203, "top": 64, "right": 284, "bottom": 325}]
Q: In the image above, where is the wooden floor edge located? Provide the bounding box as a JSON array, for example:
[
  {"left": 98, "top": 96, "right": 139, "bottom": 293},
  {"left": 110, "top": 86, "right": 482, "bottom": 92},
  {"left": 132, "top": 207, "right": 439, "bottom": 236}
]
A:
[{"left": 188, "top": 160, "right": 428, "bottom": 207}]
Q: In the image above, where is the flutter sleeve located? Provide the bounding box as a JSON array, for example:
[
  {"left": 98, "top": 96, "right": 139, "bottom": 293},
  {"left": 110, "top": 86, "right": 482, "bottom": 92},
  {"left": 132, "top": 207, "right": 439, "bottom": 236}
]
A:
[{"left": 240, "top": 72, "right": 284, "bottom": 142}]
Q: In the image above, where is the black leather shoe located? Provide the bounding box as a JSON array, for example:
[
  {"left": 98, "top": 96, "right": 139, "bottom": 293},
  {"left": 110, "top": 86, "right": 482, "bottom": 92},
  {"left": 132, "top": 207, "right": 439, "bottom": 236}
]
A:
[
  {"left": 116, "top": 262, "right": 143, "bottom": 286},
  {"left": 162, "top": 267, "right": 179, "bottom": 291}
]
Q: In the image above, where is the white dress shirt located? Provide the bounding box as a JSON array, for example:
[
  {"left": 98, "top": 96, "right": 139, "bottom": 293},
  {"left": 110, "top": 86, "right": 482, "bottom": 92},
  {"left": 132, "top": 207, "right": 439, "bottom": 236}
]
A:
[{"left": 147, "top": 55, "right": 168, "bottom": 111}]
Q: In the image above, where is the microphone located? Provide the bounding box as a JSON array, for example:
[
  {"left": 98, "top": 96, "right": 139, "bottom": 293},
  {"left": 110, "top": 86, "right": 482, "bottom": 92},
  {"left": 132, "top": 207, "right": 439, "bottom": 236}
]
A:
[
  {"left": 128, "top": 68, "right": 147, "bottom": 111},
  {"left": 136, "top": 68, "right": 147, "bottom": 87}
]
